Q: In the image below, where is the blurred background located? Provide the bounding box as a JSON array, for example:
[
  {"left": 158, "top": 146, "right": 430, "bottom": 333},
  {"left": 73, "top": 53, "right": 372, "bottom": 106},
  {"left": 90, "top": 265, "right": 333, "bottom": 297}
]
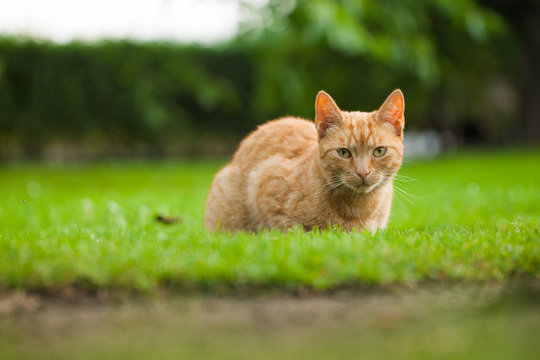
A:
[{"left": 0, "top": 0, "right": 538, "bottom": 160}]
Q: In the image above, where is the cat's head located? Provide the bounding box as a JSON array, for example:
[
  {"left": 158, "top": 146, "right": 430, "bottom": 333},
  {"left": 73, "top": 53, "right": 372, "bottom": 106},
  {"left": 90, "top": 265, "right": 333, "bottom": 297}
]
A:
[{"left": 315, "top": 89, "right": 405, "bottom": 194}]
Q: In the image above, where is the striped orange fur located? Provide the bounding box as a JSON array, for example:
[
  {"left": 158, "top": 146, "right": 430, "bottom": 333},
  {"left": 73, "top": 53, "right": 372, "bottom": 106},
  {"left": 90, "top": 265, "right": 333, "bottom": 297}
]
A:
[{"left": 205, "top": 90, "right": 405, "bottom": 232}]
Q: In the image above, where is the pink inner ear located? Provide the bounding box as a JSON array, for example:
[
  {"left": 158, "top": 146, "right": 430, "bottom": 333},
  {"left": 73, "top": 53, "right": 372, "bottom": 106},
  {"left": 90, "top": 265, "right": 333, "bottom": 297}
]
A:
[
  {"left": 383, "top": 103, "right": 403, "bottom": 126},
  {"left": 377, "top": 90, "right": 405, "bottom": 133},
  {"left": 316, "top": 121, "right": 332, "bottom": 136},
  {"left": 315, "top": 91, "right": 343, "bottom": 137}
]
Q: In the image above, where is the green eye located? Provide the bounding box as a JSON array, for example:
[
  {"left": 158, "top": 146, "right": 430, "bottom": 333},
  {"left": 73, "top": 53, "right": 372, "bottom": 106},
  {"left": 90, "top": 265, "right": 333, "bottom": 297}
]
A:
[
  {"left": 337, "top": 148, "right": 352, "bottom": 158},
  {"left": 373, "top": 147, "right": 387, "bottom": 157}
]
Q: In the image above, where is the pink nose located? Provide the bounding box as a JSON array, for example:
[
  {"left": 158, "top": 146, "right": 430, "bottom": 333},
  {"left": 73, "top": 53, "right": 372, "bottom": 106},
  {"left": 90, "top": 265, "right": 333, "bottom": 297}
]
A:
[{"left": 356, "top": 170, "right": 370, "bottom": 180}]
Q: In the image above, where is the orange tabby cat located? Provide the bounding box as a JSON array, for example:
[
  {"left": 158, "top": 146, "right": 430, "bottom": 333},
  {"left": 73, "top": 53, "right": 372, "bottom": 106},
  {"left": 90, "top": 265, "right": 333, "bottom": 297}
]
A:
[{"left": 205, "top": 89, "right": 405, "bottom": 232}]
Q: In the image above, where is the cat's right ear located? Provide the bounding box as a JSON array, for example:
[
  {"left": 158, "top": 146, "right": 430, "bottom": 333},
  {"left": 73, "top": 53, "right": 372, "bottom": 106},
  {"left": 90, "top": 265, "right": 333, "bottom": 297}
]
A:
[
  {"left": 376, "top": 89, "right": 405, "bottom": 136},
  {"left": 315, "top": 91, "right": 344, "bottom": 138}
]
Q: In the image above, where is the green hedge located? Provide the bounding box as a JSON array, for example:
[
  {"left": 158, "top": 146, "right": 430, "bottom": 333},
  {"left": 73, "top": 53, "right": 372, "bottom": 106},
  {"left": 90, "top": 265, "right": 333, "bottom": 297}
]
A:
[
  {"left": 0, "top": 34, "right": 514, "bottom": 158},
  {"left": 0, "top": 39, "right": 261, "bottom": 156}
]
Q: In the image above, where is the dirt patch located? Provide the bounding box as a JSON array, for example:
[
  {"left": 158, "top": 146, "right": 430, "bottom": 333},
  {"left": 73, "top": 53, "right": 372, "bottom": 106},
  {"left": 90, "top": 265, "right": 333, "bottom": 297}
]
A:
[
  {"left": 1, "top": 281, "right": 539, "bottom": 360},
  {"left": 0, "top": 282, "right": 514, "bottom": 329},
  {"left": 0, "top": 292, "right": 41, "bottom": 315}
]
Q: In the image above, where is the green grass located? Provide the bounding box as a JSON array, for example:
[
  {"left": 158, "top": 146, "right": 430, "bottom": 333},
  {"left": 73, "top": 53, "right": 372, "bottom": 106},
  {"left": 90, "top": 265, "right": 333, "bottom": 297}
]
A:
[{"left": 0, "top": 149, "right": 539, "bottom": 292}]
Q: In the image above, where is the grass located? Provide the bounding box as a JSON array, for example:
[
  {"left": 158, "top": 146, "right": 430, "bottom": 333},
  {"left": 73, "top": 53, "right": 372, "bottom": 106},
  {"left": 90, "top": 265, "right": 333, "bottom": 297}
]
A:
[
  {"left": 1, "top": 149, "right": 539, "bottom": 360},
  {"left": 0, "top": 149, "right": 539, "bottom": 292}
]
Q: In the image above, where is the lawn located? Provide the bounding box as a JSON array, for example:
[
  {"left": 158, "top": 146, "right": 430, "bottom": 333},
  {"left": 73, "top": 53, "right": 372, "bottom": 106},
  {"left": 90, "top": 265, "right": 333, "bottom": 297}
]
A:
[
  {"left": 1, "top": 149, "right": 539, "bottom": 360},
  {"left": 0, "top": 149, "right": 538, "bottom": 292}
]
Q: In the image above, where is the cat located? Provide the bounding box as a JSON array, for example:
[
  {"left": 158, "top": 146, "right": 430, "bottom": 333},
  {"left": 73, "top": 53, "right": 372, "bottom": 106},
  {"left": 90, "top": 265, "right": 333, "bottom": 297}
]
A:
[{"left": 205, "top": 89, "right": 405, "bottom": 232}]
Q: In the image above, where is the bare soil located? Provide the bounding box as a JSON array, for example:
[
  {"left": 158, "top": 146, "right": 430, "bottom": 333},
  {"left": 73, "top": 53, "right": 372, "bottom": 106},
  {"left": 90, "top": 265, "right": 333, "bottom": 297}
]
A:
[{"left": 1, "top": 281, "right": 539, "bottom": 360}]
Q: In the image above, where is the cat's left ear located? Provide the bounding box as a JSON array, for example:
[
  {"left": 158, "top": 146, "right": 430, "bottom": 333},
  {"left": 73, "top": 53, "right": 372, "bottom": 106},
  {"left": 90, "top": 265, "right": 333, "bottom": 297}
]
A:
[
  {"left": 315, "top": 90, "right": 344, "bottom": 138},
  {"left": 376, "top": 89, "right": 405, "bottom": 136}
]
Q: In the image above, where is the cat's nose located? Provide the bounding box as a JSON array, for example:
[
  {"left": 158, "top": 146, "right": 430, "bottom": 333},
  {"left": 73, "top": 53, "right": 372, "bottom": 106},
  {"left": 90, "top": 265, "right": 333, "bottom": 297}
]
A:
[{"left": 356, "top": 170, "right": 371, "bottom": 181}]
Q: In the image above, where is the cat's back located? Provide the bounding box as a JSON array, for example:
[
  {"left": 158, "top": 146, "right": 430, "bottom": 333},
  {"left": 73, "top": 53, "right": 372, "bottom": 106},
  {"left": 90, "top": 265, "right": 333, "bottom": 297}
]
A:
[
  {"left": 231, "top": 117, "right": 317, "bottom": 168},
  {"left": 205, "top": 117, "right": 317, "bottom": 231}
]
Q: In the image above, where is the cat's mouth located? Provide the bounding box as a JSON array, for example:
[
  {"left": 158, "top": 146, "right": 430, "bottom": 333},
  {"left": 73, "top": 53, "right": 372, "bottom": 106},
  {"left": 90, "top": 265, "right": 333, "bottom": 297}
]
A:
[
  {"left": 327, "top": 174, "right": 380, "bottom": 194},
  {"left": 354, "top": 183, "right": 374, "bottom": 193},
  {"left": 344, "top": 180, "right": 375, "bottom": 194},
  {"left": 345, "top": 176, "right": 389, "bottom": 194}
]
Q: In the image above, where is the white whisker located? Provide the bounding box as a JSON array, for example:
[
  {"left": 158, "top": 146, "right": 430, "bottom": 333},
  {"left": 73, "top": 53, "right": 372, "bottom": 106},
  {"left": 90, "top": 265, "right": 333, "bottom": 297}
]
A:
[
  {"left": 322, "top": 177, "right": 346, "bottom": 194},
  {"left": 392, "top": 182, "right": 419, "bottom": 206},
  {"left": 393, "top": 174, "right": 422, "bottom": 183}
]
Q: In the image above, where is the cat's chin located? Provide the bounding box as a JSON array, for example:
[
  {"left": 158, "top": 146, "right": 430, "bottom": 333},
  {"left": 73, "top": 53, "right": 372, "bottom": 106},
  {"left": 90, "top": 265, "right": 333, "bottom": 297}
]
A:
[{"left": 346, "top": 182, "right": 374, "bottom": 194}]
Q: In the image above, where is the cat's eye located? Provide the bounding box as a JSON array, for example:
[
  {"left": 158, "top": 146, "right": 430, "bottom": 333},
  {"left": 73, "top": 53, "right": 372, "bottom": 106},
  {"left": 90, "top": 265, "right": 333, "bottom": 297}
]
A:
[
  {"left": 373, "top": 147, "right": 387, "bottom": 157},
  {"left": 337, "top": 148, "right": 352, "bottom": 158}
]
